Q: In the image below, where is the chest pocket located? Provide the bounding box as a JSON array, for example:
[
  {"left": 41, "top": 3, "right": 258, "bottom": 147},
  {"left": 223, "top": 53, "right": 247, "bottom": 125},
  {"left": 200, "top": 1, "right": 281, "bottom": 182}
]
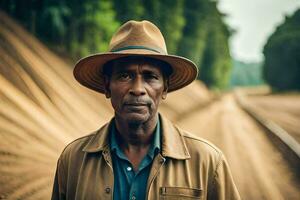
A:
[{"left": 159, "top": 187, "right": 202, "bottom": 200}]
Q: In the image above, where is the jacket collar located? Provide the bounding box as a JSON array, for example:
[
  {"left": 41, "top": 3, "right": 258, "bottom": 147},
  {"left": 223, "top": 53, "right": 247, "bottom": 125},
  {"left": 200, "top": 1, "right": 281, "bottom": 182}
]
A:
[
  {"left": 82, "top": 120, "right": 112, "bottom": 153},
  {"left": 82, "top": 114, "right": 190, "bottom": 160},
  {"left": 159, "top": 115, "right": 190, "bottom": 159}
]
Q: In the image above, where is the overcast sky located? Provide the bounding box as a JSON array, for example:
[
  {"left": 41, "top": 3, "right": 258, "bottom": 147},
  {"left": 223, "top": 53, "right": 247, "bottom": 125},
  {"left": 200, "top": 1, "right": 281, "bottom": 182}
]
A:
[{"left": 217, "top": 0, "right": 300, "bottom": 62}]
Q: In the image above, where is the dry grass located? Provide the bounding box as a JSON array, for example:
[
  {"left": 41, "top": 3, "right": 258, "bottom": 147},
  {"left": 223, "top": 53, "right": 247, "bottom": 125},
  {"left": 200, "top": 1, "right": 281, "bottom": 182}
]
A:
[{"left": 0, "top": 11, "right": 113, "bottom": 199}]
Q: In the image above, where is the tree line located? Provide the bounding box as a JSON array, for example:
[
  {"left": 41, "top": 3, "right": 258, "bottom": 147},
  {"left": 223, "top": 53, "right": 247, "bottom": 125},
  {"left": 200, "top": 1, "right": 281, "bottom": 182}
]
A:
[
  {"left": 263, "top": 8, "right": 300, "bottom": 91},
  {"left": 1, "top": 0, "right": 232, "bottom": 90}
]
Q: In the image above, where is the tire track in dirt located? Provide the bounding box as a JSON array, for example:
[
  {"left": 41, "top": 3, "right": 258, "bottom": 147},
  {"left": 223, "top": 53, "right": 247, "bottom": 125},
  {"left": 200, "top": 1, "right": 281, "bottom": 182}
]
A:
[
  {"left": 176, "top": 94, "right": 300, "bottom": 199},
  {"left": 247, "top": 95, "right": 300, "bottom": 143}
]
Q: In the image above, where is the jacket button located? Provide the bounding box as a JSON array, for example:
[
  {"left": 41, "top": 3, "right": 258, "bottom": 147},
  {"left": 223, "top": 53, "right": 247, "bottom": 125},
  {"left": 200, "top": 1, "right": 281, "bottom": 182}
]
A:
[{"left": 105, "top": 187, "right": 111, "bottom": 194}]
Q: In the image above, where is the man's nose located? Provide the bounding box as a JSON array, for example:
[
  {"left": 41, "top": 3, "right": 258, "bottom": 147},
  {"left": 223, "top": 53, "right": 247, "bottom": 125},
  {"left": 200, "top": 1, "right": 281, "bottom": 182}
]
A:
[{"left": 129, "top": 76, "right": 146, "bottom": 96}]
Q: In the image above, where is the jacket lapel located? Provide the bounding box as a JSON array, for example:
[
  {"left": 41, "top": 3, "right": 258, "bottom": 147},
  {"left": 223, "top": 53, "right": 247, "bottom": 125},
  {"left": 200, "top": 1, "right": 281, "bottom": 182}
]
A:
[{"left": 160, "top": 115, "right": 191, "bottom": 160}]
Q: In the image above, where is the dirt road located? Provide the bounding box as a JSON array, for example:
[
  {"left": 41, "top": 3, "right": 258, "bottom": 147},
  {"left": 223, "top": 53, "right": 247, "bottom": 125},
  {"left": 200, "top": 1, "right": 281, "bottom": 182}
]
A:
[
  {"left": 247, "top": 94, "right": 300, "bottom": 143},
  {"left": 176, "top": 94, "right": 300, "bottom": 199}
]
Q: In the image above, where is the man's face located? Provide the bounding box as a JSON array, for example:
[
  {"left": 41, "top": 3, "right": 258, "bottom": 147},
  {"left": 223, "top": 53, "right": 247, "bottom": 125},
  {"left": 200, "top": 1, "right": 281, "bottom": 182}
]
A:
[{"left": 105, "top": 59, "right": 168, "bottom": 124}]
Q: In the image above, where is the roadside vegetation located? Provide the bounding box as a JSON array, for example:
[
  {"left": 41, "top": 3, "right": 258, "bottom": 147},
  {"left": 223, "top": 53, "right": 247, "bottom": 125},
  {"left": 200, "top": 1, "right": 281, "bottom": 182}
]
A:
[
  {"left": 1, "top": 1, "right": 299, "bottom": 91},
  {"left": 1, "top": 0, "right": 231, "bottom": 90}
]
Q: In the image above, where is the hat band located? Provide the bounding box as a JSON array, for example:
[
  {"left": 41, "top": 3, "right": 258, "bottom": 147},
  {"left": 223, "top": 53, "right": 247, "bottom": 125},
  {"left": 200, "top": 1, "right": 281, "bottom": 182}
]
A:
[{"left": 110, "top": 45, "right": 164, "bottom": 54}]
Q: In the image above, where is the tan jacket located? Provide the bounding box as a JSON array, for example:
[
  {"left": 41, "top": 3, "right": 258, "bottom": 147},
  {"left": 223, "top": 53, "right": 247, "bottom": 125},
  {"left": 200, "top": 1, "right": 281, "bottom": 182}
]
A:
[{"left": 52, "top": 115, "right": 240, "bottom": 200}]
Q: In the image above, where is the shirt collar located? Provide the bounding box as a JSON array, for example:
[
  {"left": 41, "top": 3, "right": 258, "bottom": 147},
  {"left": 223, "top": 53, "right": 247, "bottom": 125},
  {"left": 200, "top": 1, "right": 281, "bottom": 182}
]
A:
[{"left": 83, "top": 114, "right": 190, "bottom": 160}]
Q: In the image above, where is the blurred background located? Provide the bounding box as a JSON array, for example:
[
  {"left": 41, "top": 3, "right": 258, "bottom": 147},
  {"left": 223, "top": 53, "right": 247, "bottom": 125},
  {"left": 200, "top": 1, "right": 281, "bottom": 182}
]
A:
[{"left": 0, "top": 0, "right": 299, "bottom": 199}]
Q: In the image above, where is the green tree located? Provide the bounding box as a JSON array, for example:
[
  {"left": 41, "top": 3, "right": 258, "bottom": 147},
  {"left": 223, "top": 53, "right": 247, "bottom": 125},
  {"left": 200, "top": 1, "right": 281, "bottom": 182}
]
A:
[
  {"left": 112, "top": 0, "right": 144, "bottom": 22},
  {"left": 69, "top": 0, "right": 120, "bottom": 57},
  {"left": 230, "top": 60, "right": 264, "bottom": 87},
  {"left": 143, "top": 0, "right": 185, "bottom": 54},
  {"left": 199, "top": 1, "right": 231, "bottom": 89},
  {"left": 176, "top": 0, "right": 209, "bottom": 65},
  {"left": 1, "top": 0, "right": 119, "bottom": 59},
  {"left": 1, "top": 0, "right": 232, "bottom": 90},
  {"left": 263, "top": 9, "right": 300, "bottom": 91}
]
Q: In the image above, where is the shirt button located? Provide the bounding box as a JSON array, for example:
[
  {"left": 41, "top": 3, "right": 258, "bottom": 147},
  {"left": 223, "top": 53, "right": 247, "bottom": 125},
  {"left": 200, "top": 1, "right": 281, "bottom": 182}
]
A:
[
  {"left": 105, "top": 187, "right": 111, "bottom": 194},
  {"left": 127, "top": 166, "right": 132, "bottom": 171},
  {"left": 131, "top": 196, "right": 136, "bottom": 200}
]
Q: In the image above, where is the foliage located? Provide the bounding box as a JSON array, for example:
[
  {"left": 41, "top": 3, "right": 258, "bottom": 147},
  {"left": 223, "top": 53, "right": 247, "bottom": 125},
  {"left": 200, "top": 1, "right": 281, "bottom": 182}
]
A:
[
  {"left": 148, "top": 0, "right": 185, "bottom": 54},
  {"left": 263, "top": 9, "right": 300, "bottom": 91},
  {"left": 230, "top": 60, "right": 264, "bottom": 87},
  {"left": 176, "top": 0, "right": 209, "bottom": 65},
  {"left": 0, "top": 0, "right": 232, "bottom": 90},
  {"left": 1, "top": 0, "right": 119, "bottom": 58},
  {"left": 112, "top": 0, "right": 144, "bottom": 22},
  {"left": 198, "top": 1, "right": 232, "bottom": 89}
]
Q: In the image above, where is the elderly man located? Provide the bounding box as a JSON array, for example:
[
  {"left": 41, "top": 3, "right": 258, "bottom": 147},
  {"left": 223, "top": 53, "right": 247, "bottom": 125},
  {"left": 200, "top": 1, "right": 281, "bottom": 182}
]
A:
[{"left": 52, "top": 20, "right": 240, "bottom": 200}]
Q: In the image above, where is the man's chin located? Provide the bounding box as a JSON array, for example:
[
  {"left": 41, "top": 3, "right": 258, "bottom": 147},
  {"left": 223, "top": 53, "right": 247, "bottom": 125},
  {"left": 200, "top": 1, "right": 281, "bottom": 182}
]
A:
[
  {"left": 123, "top": 112, "right": 150, "bottom": 124},
  {"left": 126, "top": 113, "right": 149, "bottom": 124}
]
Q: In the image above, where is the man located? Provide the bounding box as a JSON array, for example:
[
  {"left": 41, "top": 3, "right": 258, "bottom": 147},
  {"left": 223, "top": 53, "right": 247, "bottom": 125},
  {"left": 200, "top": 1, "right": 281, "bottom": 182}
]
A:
[{"left": 52, "top": 20, "right": 240, "bottom": 200}]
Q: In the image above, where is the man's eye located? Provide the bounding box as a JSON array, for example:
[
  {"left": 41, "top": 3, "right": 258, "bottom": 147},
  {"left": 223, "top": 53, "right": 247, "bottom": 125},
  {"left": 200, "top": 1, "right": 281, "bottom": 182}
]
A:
[
  {"left": 145, "top": 73, "right": 159, "bottom": 80},
  {"left": 118, "top": 73, "right": 130, "bottom": 80}
]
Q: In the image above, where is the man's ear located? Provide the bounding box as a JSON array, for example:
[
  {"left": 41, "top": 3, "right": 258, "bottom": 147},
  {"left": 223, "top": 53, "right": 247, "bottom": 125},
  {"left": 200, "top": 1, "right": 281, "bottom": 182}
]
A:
[
  {"left": 103, "top": 75, "right": 111, "bottom": 98},
  {"left": 162, "top": 79, "right": 168, "bottom": 100}
]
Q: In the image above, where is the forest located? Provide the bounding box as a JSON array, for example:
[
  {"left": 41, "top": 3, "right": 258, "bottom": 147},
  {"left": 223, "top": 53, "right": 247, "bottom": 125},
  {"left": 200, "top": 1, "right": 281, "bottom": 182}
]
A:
[
  {"left": 263, "top": 9, "right": 300, "bottom": 91},
  {"left": 1, "top": 0, "right": 299, "bottom": 91},
  {"left": 0, "top": 0, "right": 232, "bottom": 90}
]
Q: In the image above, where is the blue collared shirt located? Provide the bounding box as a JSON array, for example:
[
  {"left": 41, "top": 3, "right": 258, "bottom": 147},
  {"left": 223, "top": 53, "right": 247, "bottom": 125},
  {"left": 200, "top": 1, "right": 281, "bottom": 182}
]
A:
[{"left": 110, "top": 119, "right": 161, "bottom": 200}]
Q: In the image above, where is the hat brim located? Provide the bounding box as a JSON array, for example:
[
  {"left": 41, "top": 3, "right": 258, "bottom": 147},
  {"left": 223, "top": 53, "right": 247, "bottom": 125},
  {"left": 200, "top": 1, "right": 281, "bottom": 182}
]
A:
[{"left": 73, "top": 49, "right": 198, "bottom": 93}]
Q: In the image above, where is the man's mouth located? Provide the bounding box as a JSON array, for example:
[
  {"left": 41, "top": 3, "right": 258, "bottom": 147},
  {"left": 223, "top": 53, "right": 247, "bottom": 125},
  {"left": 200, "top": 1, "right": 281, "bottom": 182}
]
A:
[{"left": 124, "top": 103, "right": 147, "bottom": 106}]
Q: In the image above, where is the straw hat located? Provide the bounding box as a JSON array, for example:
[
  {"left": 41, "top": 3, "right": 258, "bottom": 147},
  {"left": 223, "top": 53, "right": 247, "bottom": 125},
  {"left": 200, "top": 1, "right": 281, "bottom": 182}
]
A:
[{"left": 73, "top": 20, "right": 198, "bottom": 93}]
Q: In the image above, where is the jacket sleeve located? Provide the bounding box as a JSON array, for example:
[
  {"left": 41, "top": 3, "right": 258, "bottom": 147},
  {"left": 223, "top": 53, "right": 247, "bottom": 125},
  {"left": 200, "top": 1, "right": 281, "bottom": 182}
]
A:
[
  {"left": 208, "top": 153, "right": 241, "bottom": 200},
  {"left": 51, "top": 157, "right": 67, "bottom": 200}
]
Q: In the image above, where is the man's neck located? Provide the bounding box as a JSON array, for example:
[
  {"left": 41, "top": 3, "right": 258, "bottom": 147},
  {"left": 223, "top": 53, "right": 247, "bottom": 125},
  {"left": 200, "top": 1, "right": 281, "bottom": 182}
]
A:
[
  {"left": 114, "top": 114, "right": 159, "bottom": 171},
  {"left": 114, "top": 114, "right": 158, "bottom": 148}
]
